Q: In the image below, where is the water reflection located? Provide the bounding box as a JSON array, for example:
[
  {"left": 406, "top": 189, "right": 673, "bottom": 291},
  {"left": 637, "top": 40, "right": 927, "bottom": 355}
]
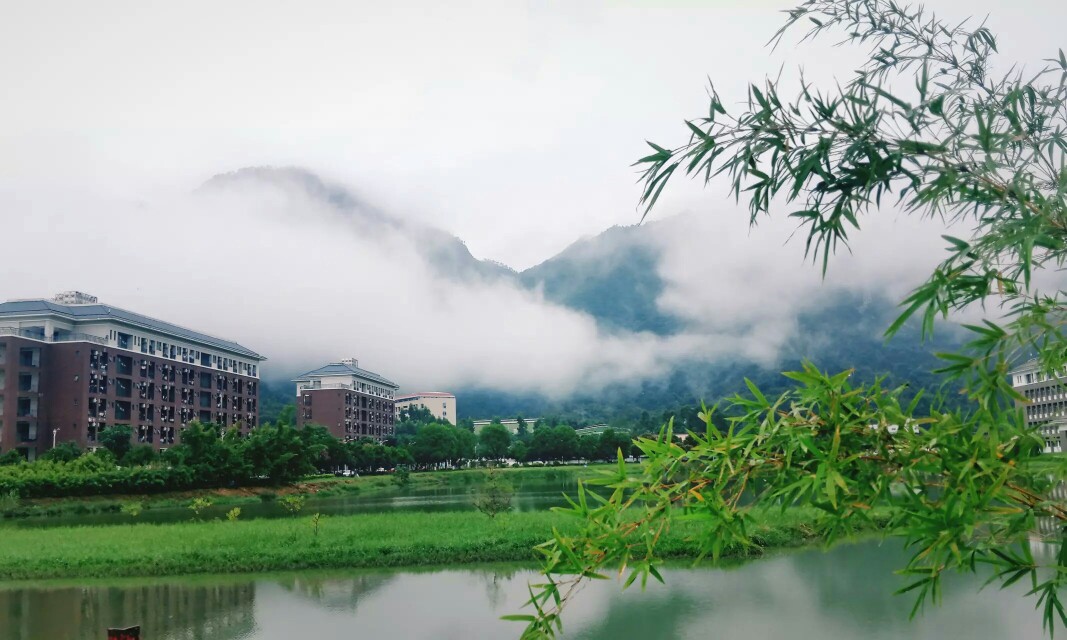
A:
[
  {"left": 0, "top": 582, "right": 254, "bottom": 640},
  {"left": 0, "top": 541, "right": 1060, "bottom": 640},
  {"left": 4, "top": 474, "right": 581, "bottom": 529}
]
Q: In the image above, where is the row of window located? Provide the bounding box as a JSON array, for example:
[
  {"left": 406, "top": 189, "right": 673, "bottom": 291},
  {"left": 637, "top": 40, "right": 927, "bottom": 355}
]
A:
[
  {"left": 344, "top": 423, "right": 393, "bottom": 438},
  {"left": 1022, "top": 386, "right": 1067, "bottom": 402},
  {"left": 1016, "top": 367, "right": 1067, "bottom": 386},
  {"left": 87, "top": 397, "right": 257, "bottom": 421},
  {"left": 99, "top": 337, "right": 260, "bottom": 378},
  {"left": 1027, "top": 402, "right": 1067, "bottom": 420},
  {"left": 298, "top": 381, "right": 395, "bottom": 399},
  {"left": 302, "top": 408, "right": 393, "bottom": 425},
  {"left": 88, "top": 373, "right": 257, "bottom": 397}
]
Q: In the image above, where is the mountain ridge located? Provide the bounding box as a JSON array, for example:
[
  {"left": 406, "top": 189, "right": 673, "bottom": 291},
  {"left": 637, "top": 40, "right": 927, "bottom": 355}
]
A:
[{"left": 205, "top": 167, "right": 961, "bottom": 423}]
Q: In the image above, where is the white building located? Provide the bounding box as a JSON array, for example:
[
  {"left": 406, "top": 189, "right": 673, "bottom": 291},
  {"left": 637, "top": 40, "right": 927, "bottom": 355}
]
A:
[
  {"left": 471, "top": 418, "right": 538, "bottom": 435},
  {"left": 1010, "top": 359, "right": 1067, "bottom": 452},
  {"left": 395, "top": 392, "right": 456, "bottom": 425}
]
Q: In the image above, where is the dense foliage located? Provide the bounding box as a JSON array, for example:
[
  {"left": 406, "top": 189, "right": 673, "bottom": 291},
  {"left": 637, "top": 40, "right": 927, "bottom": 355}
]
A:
[
  {"left": 518, "top": 1, "right": 1067, "bottom": 637},
  {"left": 0, "top": 412, "right": 642, "bottom": 499}
]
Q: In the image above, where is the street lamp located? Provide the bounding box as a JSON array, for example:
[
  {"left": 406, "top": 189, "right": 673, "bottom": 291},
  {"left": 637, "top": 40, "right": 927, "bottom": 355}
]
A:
[{"left": 52, "top": 427, "right": 59, "bottom": 448}]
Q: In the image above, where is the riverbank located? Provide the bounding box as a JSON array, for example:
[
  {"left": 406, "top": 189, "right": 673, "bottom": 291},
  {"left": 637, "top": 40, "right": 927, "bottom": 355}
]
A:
[
  {"left": 1, "top": 464, "right": 628, "bottom": 521},
  {"left": 0, "top": 507, "right": 888, "bottom": 581}
]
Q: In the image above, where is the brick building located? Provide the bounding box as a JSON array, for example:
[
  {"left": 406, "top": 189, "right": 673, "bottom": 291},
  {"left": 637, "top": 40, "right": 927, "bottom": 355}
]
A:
[
  {"left": 0, "top": 292, "right": 265, "bottom": 460},
  {"left": 294, "top": 358, "right": 398, "bottom": 441}
]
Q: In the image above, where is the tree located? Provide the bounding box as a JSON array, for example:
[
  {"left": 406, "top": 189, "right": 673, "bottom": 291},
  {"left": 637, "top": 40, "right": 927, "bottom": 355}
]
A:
[
  {"left": 508, "top": 441, "right": 529, "bottom": 463},
  {"left": 98, "top": 425, "right": 133, "bottom": 461},
  {"left": 454, "top": 427, "right": 477, "bottom": 465},
  {"left": 473, "top": 467, "right": 514, "bottom": 519},
  {"left": 528, "top": 426, "right": 579, "bottom": 462},
  {"left": 241, "top": 423, "right": 322, "bottom": 484},
  {"left": 41, "top": 442, "right": 82, "bottom": 463},
  {"left": 162, "top": 422, "right": 248, "bottom": 486},
  {"left": 410, "top": 423, "right": 457, "bottom": 467},
  {"left": 320, "top": 435, "right": 353, "bottom": 472},
  {"left": 478, "top": 423, "right": 513, "bottom": 460},
  {"left": 276, "top": 404, "right": 297, "bottom": 428},
  {"left": 520, "top": 2, "right": 1067, "bottom": 637},
  {"left": 577, "top": 436, "right": 599, "bottom": 462},
  {"left": 122, "top": 445, "right": 157, "bottom": 466},
  {"left": 594, "top": 429, "right": 632, "bottom": 462}
]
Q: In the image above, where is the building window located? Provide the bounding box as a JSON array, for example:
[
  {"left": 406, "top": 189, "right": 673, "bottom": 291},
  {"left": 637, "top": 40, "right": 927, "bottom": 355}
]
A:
[
  {"left": 18, "top": 373, "right": 37, "bottom": 392},
  {"left": 200, "top": 372, "right": 212, "bottom": 388},
  {"left": 18, "top": 348, "right": 40, "bottom": 367},
  {"left": 16, "top": 398, "right": 37, "bottom": 418},
  {"left": 16, "top": 421, "right": 35, "bottom": 441},
  {"left": 116, "top": 355, "right": 133, "bottom": 376}
]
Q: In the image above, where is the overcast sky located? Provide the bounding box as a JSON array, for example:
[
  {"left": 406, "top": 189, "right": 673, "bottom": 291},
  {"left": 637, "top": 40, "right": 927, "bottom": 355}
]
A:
[
  {"left": 2, "top": 0, "right": 1065, "bottom": 395},
  {"left": 4, "top": 0, "right": 1065, "bottom": 269}
]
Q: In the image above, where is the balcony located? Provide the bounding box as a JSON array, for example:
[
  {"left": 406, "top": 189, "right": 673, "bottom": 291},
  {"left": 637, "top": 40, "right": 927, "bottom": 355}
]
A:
[
  {"left": 16, "top": 421, "right": 36, "bottom": 441},
  {"left": 18, "top": 373, "right": 38, "bottom": 393},
  {"left": 19, "top": 348, "right": 40, "bottom": 367},
  {"left": 16, "top": 397, "right": 37, "bottom": 418},
  {"left": 116, "top": 355, "right": 133, "bottom": 376},
  {"left": 0, "top": 327, "right": 108, "bottom": 346}
]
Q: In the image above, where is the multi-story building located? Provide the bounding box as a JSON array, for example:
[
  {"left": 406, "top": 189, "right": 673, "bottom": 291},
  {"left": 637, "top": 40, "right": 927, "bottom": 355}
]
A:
[
  {"left": 394, "top": 392, "right": 456, "bottom": 425},
  {"left": 471, "top": 418, "right": 538, "bottom": 435},
  {"left": 0, "top": 292, "right": 265, "bottom": 460},
  {"left": 1010, "top": 359, "right": 1067, "bottom": 452},
  {"left": 294, "top": 358, "right": 398, "bottom": 441}
]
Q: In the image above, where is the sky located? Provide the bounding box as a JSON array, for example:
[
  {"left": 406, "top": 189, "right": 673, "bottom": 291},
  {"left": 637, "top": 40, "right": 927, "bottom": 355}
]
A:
[{"left": 2, "top": 0, "right": 1065, "bottom": 396}]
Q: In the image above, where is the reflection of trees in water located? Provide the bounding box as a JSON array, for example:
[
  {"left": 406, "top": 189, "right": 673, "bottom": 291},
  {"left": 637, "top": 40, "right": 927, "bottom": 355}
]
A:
[
  {"left": 0, "top": 582, "right": 255, "bottom": 640},
  {"left": 472, "top": 566, "right": 523, "bottom": 610},
  {"left": 568, "top": 583, "right": 701, "bottom": 639},
  {"left": 1033, "top": 480, "right": 1066, "bottom": 561},
  {"left": 568, "top": 542, "right": 1021, "bottom": 639},
  {"left": 275, "top": 573, "right": 394, "bottom": 613}
]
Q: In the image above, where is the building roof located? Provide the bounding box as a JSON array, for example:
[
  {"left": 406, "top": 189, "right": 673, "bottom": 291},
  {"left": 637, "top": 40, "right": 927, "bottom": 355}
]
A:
[
  {"left": 1009, "top": 358, "right": 1041, "bottom": 376},
  {"left": 0, "top": 299, "right": 264, "bottom": 359},
  {"left": 293, "top": 362, "right": 398, "bottom": 388},
  {"left": 396, "top": 392, "right": 455, "bottom": 400}
]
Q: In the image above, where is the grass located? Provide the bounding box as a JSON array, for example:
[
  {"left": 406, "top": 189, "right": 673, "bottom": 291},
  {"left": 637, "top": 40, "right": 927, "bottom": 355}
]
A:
[
  {"left": 0, "top": 506, "right": 886, "bottom": 581},
  {"left": 0, "top": 464, "right": 631, "bottom": 520}
]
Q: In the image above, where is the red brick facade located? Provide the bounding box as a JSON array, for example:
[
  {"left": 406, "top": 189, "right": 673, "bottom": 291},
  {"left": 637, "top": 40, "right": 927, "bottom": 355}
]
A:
[
  {"left": 0, "top": 335, "right": 259, "bottom": 459},
  {"left": 296, "top": 388, "right": 395, "bottom": 441}
]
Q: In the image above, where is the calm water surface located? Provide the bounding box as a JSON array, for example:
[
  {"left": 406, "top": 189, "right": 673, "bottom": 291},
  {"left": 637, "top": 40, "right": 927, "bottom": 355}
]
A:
[
  {"left": 5, "top": 474, "right": 579, "bottom": 528},
  {"left": 0, "top": 541, "right": 1058, "bottom": 639}
]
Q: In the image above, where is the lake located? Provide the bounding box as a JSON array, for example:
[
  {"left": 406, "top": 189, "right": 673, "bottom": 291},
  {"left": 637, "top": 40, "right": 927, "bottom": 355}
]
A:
[
  {"left": 0, "top": 540, "right": 1058, "bottom": 639},
  {"left": 3, "top": 472, "right": 581, "bottom": 528}
]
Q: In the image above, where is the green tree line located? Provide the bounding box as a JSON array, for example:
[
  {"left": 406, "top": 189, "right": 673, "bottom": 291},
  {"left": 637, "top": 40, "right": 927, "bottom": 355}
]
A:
[{"left": 0, "top": 409, "right": 642, "bottom": 499}]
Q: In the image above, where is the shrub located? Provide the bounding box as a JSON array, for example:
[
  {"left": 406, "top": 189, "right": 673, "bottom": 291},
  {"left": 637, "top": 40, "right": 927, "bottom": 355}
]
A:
[
  {"left": 188, "top": 497, "right": 213, "bottom": 520},
  {"left": 279, "top": 495, "right": 305, "bottom": 516}
]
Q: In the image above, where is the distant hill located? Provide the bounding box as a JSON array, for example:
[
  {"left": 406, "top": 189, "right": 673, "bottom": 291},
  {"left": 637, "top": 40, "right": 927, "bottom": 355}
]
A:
[
  {"left": 208, "top": 168, "right": 962, "bottom": 425},
  {"left": 456, "top": 291, "right": 962, "bottom": 423},
  {"left": 519, "top": 224, "right": 681, "bottom": 336}
]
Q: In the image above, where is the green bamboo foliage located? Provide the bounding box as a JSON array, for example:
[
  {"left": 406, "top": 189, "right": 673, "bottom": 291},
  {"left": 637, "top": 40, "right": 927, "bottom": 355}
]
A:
[{"left": 518, "top": 1, "right": 1067, "bottom": 637}]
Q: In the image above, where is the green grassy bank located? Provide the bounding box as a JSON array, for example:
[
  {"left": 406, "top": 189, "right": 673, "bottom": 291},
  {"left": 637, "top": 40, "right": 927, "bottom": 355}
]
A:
[
  {"left": 1, "top": 465, "right": 629, "bottom": 520},
  {"left": 0, "top": 507, "right": 884, "bottom": 581}
]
